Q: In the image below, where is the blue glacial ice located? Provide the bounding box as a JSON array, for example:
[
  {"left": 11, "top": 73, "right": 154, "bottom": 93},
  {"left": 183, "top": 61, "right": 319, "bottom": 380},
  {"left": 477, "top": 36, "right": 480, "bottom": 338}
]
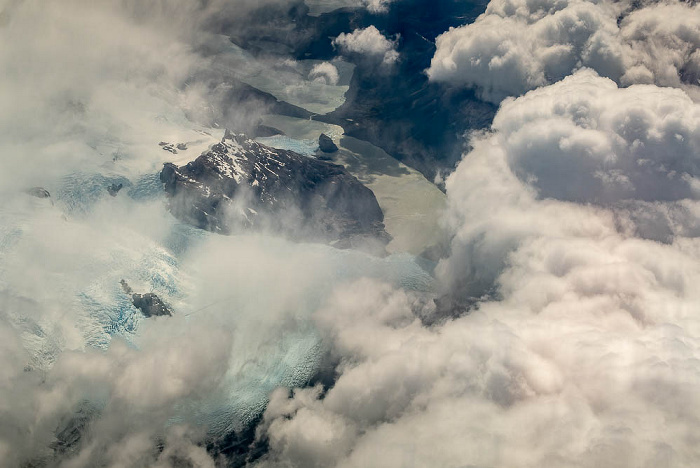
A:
[{"left": 0, "top": 167, "right": 436, "bottom": 435}]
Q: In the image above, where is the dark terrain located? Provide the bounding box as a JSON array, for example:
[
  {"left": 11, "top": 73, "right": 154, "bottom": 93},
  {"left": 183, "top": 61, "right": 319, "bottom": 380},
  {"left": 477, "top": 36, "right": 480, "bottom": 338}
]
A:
[{"left": 161, "top": 131, "right": 390, "bottom": 252}]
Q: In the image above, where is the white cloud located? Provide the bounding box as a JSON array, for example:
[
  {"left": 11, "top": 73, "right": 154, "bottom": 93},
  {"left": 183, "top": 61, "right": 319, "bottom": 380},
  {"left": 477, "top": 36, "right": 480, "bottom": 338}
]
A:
[
  {"left": 334, "top": 26, "right": 399, "bottom": 65},
  {"left": 309, "top": 62, "right": 340, "bottom": 85},
  {"left": 620, "top": 3, "right": 700, "bottom": 92},
  {"left": 253, "top": 71, "right": 700, "bottom": 468},
  {"left": 439, "top": 69, "right": 700, "bottom": 301},
  {"left": 493, "top": 70, "right": 700, "bottom": 204},
  {"left": 427, "top": 0, "right": 700, "bottom": 102},
  {"left": 363, "top": 0, "right": 394, "bottom": 13}
]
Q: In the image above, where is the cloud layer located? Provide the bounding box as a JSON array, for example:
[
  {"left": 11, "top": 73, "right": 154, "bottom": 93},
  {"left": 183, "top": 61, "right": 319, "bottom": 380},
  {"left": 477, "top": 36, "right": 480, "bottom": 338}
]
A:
[
  {"left": 252, "top": 70, "right": 700, "bottom": 468},
  {"left": 427, "top": 0, "right": 700, "bottom": 102}
]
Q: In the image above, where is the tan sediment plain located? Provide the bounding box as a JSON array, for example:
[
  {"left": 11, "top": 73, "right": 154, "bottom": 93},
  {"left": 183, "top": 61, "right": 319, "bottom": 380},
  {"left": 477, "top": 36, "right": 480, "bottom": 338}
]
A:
[{"left": 260, "top": 114, "right": 447, "bottom": 256}]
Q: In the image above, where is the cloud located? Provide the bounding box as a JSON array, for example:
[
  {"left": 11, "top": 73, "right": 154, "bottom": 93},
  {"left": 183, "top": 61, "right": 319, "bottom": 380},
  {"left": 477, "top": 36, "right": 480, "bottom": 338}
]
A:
[
  {"left": 0, "top": 0, "right": 304, "bottom": 192},
  {"left": 363, "top": 0, "right": 395, "bottom": 13},
  {"left": 494, "top": 70, "right": 700, "bottom": 204},
  {"left": 427, "top": 0, "right": 700, "bottom": 102},
  {"left": 309, "top": 62, "right": 340, "bottom": 85},
  {"left": 0, "top": 180, "right": 231, "bottom": 466},
  {"left": 620, "top": 2, "right": 700, "bottom": 92},
  {"left": 0, "top": 0, "right": 205, "bottom": 193},
  {"left": 439, "top": 69, "right": 700, "bottom": 301},
  {"left": 0, "top": 303, "right": 231, "bottom": 466},
  {"left": 252, "top": 71, "right": 700, "bottom": 468},
  {"left": 334, "top": 26, "right": 399, "bottom": 65},
  {"left": 0, "top": 188, "right": 425, "bottom": 466},
  {"left": 4, "top": 0, "right": 700, "bottom": 466}
]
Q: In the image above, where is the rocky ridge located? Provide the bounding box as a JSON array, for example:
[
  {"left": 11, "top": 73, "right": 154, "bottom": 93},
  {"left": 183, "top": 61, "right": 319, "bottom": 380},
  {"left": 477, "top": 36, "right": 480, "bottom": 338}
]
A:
[{"left": 160, "top": 131, "right": 390, "bottom": 252}]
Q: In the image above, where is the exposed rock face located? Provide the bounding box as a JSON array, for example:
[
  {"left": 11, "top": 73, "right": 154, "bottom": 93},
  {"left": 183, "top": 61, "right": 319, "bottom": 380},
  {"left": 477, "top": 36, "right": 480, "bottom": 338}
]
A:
[
  {"left": 160, "top": 132, "right": 390, "bottom": 250},
  {"left": 26, "top": 187, "right": 51, "bottom": 199},
  {"left": 318, "top": 133, "right": 338, "bottom": 153},
  {"left": 52, "top": 402, "right": 99, "bottom": 456},
  {"left": 107, "top": 183, "right": 123, "bottom": 197},
  {"left": 159, "top": 142, "right": 178, "bottom": 154},
  {"left": 131, "top": 293, "right": 172, "bottom": 318},
  {"left": 120, "top": 280, "right": 172, "bottom": 318}
]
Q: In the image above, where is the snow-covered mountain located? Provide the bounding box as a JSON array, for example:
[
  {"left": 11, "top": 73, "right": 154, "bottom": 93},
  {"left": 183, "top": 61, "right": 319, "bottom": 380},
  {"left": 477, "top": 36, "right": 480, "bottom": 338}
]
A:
[{"left": 161, "top": 131, "right": 390, "bottom": 252}]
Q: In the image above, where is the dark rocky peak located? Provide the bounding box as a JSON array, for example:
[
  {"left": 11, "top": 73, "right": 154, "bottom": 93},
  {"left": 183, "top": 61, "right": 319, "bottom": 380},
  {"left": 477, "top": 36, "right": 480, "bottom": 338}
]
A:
[
  {"left": 160, "top": 132, "right": 390, "bottom": 253},
  {"left": 318, "top": 133, "right": 338, "bottom": 153},
  {"left": 120, "top": 280, "right": 172, "bottom": 318},
  {"left": 51, "top": 401, "right": 100, "bottom": 457},
  {"left": 107, "top": 183, "right": 123, "bottom": 197}
]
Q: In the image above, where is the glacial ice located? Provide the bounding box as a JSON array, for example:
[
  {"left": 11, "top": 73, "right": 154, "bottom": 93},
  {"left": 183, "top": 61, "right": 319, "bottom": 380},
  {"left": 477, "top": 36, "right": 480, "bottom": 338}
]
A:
[{"left": 0, "top": 169, "right": 434, "bottom": 435}]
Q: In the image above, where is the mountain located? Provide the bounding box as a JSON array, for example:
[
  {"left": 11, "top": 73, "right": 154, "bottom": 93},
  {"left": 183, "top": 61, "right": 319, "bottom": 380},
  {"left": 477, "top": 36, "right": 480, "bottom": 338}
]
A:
[{"left": 160, "top": 131, "right": 390, "bottom": 252}]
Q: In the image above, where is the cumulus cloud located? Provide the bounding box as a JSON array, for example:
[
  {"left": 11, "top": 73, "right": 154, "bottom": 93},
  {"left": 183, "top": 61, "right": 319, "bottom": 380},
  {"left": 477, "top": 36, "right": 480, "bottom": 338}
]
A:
[
  {"left": 309, "top": 62, "right": 340, "bottom": 85},
  {"left": 334, "top": 26, "right": 399, "bottom": 65},
  {"left": 307, "top": 0, "right": 396, "bottom": 14},
  {"left": 620, "top": 3, "right": 700, "bottom": 91},
  {"left": 0, "top": 288, "right": 231, "bottom": 467},
  {"left": 0, "top": 177, "right": 232, "bottom": 465},
  {"left": 427, "top": 0, "right": 700, "bottom": 102},
  {"left": 252, "top": 71, "right": 700, "bottom": 468},
  {"left": 494, "top": 70, "right": 700, "bottom": 205},
  {"left": 0, "top": 0, "right": 209, "bottom": 194},
  {"left": 363, "top": 0, "right": 395, "bottom": 13},
  {"left": 0, "top": 189, "right": 428, "bottom": 466}
]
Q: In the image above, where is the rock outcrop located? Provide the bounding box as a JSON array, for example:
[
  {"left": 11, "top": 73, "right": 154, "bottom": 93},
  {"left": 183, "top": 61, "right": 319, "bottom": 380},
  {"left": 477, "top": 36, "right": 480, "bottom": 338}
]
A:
[
  {"left": 120, "top": 280, "right": 172, "bottom": 318},
  {"left": 107, "top": 183, "right": 123, "bottom": 197},
  {"left": 26, "top": 187, "right": 51, "bottom": 199},
  {"left": 318, "top": 133, "right": 338, "bottom": 153}
]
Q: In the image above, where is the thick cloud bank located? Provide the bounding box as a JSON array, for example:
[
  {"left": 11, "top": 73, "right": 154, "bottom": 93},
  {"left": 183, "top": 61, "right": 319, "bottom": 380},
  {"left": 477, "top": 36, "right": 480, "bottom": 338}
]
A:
[
  {"left": 252, "top": 71, "right": 700, "bottom": 467},
  {"left": 493, "top": 70, "right": 700, "bottom": 205},
  {"left": 428, "top": 0, "right": 700, "bottom": 102}
]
